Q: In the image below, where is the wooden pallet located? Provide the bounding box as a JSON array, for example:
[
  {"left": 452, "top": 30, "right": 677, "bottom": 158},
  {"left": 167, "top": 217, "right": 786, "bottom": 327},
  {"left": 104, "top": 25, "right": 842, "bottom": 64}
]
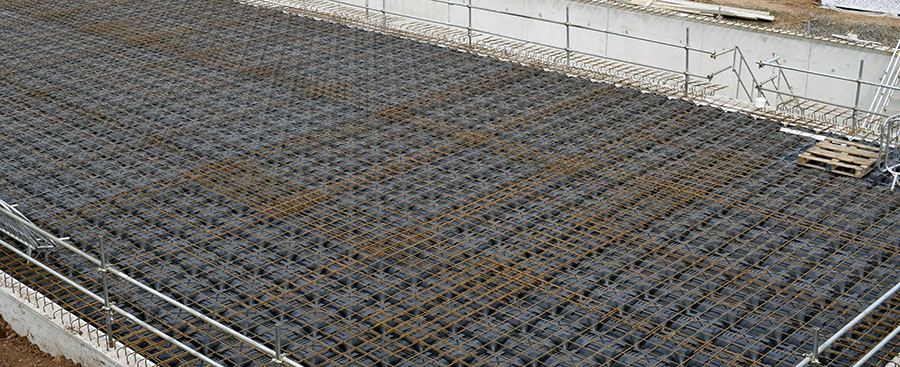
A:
[{"left": 798, "top": 138, "right": 879, "bottom": 178}]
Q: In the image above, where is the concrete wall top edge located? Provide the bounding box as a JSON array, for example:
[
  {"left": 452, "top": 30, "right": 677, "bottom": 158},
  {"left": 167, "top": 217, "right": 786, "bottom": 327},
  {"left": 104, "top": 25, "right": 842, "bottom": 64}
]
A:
[{"left": 566, "top": 0, "right": 892, "bottom": 52}]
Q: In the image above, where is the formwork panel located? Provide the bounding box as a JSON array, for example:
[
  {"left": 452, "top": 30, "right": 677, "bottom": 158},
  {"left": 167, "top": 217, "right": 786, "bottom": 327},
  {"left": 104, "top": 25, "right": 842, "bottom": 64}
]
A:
[{"left": 1, "top": 0, "right": 900, "bottom": 366}]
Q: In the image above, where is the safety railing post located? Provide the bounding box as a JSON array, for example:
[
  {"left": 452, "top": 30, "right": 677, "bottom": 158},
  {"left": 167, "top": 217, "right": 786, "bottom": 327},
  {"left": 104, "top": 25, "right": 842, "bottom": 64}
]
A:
[
  {"left": 565, "top": 7, "right": 571, "bottom": 68},
  {"left": 99, "top": 238, "right": 114, "bottom": 350},
  {"left": 381, "top": 0, "right": 386, "bottom": 28},
  {"left": 808, "top": 327, "right": 821, "bottom": 365},
  {"left": 467, "top": 0, "right": 472, "bottom": 47},
  {"left": 733, "top": 47, "right": 741, "bottom": 99},
  {"left": 272, "top": 321, "right": 284, "bottom": 364},
  {"left": 853, "top": 59, "right": 864, "bottom": 131},
  {"left": 879, "top": 115, "right": 899, "bottom": 170},
  {"left": 684, "top": 27, "right": 690, "bottom": 97}
]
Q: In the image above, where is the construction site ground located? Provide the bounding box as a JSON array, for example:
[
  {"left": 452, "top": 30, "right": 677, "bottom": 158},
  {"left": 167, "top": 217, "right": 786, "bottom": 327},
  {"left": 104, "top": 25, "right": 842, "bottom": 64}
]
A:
[
  {"left": 692, "top": 0, "right": 900, "bottom": 45},
  {"left": 0, "top": 315, "right": 81, "bottom": 367},
  {"left": 2, "top": 0, "right": 900, "bottom": 367}
]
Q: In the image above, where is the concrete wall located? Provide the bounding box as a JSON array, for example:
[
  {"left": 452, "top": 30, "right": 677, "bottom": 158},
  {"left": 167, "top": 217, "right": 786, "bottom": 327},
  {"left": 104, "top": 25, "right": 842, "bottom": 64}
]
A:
[
  {"left": 0, "top": 269, "right": 138, "bottom": 367},
  {"left": 822, "top": 0, "right": 900, "bottom": 14},
  {"left": 367, "top": 0, "right": 892, "bottom": 110}
]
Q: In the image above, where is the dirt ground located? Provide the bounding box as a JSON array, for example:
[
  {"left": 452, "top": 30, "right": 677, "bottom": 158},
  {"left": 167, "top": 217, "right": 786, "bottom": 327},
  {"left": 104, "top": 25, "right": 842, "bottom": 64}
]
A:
[
  {"left": 691, "top": 0, "right": 900, "bottom": 45},
  {"left": 0, "top": 315, "right": 82, "bottom": 367}
]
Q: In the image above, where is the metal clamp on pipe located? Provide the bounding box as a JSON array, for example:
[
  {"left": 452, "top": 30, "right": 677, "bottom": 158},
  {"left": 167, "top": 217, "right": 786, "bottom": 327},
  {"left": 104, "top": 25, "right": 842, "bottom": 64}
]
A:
[
  {"left": 707, "top": 65, "right": 731, "bottom": 81},
  {"left": 758, "top": 55, "right": 780, "bottom": 68},
  {"left": 757, "top": 73, "right": 779, "bottom": 89},
  {"left": 710, "top": 47, "right": 736, "bottom": 60}
]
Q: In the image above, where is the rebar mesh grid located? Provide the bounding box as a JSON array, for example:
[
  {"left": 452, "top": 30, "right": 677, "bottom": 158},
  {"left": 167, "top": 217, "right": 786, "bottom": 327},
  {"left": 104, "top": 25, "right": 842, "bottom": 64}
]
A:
[
  {"left": 1, "top": 0, "right": 900, "bottom": 366},
  {"left": 827, "top": 291, "right": 900, "bottom": 367}
]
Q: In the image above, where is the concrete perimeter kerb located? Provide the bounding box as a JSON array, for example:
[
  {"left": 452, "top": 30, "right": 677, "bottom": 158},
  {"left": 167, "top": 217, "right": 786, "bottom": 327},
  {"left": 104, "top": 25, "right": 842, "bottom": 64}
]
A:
[{"left": 0, "top": 269, "right": 131, "bottom": 367}]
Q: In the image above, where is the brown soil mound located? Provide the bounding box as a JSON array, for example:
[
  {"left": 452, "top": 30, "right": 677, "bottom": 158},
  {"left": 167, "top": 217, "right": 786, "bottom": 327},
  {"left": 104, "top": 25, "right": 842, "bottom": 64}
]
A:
[{"left": 0, "top": 315, "right": 82, "bottom": 367}]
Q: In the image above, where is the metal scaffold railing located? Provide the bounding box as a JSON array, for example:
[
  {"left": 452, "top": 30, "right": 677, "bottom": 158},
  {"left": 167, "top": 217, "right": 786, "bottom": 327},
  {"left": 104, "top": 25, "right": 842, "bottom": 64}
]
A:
[
  {"left": 877, "top": 114, "right": 900, "bottom": 190},
  {"left": 869, "top": 40, "right": 900, "bottom": 118},
  {"left": 251, "top": 0, "right": 900, "bottom": 143},
  {"left": 244, "top": 0, "right": 731, "bottom": 99},
  {"left": 0, "top": 199, "right": 55, "bottom": 255},
  {"left": 0, "top": 201, "right": 302, "bottom": 367},
  {"left": 2, "top": 0, "right": 900, "bottom": 367},
  {"left": 757, "top": 58, "right": 900, "bottom": 137}
]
